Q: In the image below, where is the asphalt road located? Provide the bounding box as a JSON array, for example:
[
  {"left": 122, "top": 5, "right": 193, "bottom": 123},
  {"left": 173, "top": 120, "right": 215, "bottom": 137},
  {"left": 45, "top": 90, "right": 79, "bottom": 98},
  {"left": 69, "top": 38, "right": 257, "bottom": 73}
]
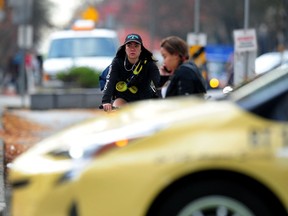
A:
[{"left": 0, "top": 89, "right": 223, "bottom": 134}]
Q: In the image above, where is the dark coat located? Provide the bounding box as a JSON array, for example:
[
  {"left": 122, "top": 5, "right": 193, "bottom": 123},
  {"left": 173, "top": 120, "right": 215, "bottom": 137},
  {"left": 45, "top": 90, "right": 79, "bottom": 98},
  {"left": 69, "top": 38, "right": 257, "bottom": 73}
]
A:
[
  {"left": 102, "top": 46, "right": 160, "bottom": 103},
  {"left": 164, "top": 61, "right": 207, "bottom": 97}
]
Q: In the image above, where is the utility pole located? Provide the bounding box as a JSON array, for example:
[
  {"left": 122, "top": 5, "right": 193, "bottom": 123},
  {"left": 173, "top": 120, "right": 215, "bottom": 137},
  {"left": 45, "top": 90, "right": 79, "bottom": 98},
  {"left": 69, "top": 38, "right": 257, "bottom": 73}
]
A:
[
  {"left": 243, "top": 0, "right": 250, "bottom": 81},
  {"left": 148, "top": 0, "right": 156, "bottom": 50},
  {"left": 194, "top": 0, "right": 200, "bottom": 34},
  {"left": 233, "top": 0, "right": 257, "bottom": 86},
  {"left": 9, "top": 0, "right": 34, "bottom": 108},
  {"left": 244, "top": 0, "right": 249, "bottom": 30},
  {"left": 187, "top": 0, "right": 208, "bottom": 86}
]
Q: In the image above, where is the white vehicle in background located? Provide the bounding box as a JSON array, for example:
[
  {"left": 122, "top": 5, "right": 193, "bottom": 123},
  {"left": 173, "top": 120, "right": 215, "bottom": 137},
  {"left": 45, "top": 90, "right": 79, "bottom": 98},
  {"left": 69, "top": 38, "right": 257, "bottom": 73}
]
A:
[
  {"left": 43, "top": 23, "right": 119, "bottom": 84},
  {"left": 255, "top": 50, "right": 288, "bottom": 74}
]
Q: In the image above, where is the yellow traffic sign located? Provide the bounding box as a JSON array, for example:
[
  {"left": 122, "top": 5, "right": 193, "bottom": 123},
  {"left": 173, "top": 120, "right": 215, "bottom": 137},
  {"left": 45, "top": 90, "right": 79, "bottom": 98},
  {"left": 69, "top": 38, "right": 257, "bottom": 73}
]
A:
[
  {"left": 189, "top": 45, "right": 206, "bottom": 67},
  {"left": 189, "top": 45, "right": 208, "bottom": 81},
  {"left": 82, "top": 6, "right": 99, "bottom": 22}
]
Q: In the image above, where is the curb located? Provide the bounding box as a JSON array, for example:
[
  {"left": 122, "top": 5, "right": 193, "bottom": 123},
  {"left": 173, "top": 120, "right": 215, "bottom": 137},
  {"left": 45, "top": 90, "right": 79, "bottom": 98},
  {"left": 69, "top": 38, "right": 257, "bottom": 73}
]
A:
[{"left": 0, "top": 108, "right": 7, "bottom": 215}]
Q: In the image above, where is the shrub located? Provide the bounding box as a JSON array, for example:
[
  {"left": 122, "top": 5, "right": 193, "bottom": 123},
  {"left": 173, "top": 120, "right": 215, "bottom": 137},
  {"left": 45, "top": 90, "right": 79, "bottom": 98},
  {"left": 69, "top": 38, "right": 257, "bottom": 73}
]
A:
[{"left": 56, "top": 66, "right": 100, "bottom": 88}]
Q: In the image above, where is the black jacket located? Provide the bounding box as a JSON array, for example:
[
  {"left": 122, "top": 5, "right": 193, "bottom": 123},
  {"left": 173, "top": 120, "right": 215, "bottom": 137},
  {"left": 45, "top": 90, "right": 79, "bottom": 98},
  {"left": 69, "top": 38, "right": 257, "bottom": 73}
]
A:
[
  {"left": 102, "top": 57, "right": 160, "bottom": 103},
  {"left": 163, "top": 61, "right": 207, "bottom": 97}
]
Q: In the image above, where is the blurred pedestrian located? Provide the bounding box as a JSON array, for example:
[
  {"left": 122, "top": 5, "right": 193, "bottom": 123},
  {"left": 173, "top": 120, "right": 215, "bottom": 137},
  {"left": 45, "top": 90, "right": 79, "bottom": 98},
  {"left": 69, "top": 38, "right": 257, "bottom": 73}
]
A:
[
  {"left": 101, "top": 33, "right": 160, "bottom": 112},
  {"left": 25, "top": 51, "right": 37, "bottom": 93},
  {"left": 36, "top": 54, "right": 43, "bottom": 86},
  {"left": 226, "top": 52, "right": 234, "bottom": 86},
  {"left": 3, "top": 50, "right": 22, "bottom": 94},
  {"left": 159, "top": 36, "right": 207, "bottom": 98}
]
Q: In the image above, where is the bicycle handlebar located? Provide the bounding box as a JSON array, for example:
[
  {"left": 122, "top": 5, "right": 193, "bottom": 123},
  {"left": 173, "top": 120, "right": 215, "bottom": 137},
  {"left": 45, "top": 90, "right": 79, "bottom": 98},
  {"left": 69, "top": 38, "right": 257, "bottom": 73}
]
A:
[{"left": 98, "top": 105, "right": 119, "bottom": 110}]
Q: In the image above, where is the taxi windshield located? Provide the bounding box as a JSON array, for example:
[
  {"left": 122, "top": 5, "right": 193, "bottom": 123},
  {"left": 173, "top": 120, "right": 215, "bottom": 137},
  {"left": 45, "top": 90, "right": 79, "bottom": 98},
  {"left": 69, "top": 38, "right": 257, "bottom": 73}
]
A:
[{"left": 48, "top": 37, "right": 117, "bottom": 58}]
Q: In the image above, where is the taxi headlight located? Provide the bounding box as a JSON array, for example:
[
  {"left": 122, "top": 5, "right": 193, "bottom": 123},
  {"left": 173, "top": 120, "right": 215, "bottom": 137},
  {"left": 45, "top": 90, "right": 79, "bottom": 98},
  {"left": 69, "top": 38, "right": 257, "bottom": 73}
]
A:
[{"left": 51, "top": 120, "right": 169, "bottom": 183}]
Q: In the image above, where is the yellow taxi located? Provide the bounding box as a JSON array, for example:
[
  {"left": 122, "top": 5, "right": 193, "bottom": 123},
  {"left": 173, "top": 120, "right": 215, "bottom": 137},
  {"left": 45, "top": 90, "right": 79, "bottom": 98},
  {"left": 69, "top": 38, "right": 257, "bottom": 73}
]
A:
[{"left": 8, "top": 64, "right": 288, "bottom": 216}]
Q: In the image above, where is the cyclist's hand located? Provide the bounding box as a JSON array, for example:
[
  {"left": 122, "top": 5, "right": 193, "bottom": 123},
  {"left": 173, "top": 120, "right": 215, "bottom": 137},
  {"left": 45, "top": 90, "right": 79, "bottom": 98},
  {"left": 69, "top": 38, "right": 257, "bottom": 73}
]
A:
[{"left": 102, "top": 103, "right": 113, "bottom": 112}]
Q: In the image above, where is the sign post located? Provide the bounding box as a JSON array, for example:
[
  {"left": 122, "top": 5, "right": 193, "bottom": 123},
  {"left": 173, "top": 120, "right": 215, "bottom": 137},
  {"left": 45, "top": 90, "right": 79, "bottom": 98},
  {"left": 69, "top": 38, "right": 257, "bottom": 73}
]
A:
[
  {"left": 232, "top": 0, "right": 257, "bottom": 86},
  {"left": 186, "top": 0, "right": 208, "bottom": 81}
]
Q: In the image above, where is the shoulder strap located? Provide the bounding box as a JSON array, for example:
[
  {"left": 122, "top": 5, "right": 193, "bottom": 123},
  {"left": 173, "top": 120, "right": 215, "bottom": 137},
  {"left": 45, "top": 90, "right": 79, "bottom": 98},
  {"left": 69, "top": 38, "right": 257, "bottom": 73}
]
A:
[
  {"left": 132, "top": 59, "right": 147, "bottom": 75},
  {"left": 126, "top": 59, "right": 148, "bottom": 88}
]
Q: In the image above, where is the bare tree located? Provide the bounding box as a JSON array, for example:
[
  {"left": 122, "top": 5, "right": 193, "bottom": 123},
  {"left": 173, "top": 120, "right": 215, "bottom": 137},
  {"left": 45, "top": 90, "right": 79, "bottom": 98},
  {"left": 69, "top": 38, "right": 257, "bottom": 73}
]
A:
[{"left": 31, "top": 0, "right": 55, "bottom": 48}]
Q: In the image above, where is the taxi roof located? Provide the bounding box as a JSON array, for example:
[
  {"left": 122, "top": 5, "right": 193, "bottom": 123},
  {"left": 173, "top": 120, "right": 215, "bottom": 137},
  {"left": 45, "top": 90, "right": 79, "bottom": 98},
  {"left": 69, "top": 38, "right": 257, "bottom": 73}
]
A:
[{"left": 49, "top": 28, "right": 118, "bottom": 40}]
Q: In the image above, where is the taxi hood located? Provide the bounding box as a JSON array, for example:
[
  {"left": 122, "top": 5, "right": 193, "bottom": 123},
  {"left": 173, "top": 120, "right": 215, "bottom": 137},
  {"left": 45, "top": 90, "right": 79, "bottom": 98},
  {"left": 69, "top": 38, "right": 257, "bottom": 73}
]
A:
[{"left": 26, "top": 97, "right": 237, "bottom": 155}]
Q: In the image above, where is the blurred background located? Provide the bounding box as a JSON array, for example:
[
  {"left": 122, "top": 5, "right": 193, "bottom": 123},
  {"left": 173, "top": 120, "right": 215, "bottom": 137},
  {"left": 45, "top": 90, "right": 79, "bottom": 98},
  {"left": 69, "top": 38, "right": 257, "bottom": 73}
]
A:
[{"left": 0, "top": 0, "right": 287, "bottom": 91}]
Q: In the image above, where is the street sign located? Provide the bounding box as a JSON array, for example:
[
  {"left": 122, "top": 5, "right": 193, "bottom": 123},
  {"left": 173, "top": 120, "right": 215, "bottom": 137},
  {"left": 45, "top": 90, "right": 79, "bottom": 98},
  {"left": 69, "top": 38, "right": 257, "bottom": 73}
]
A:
[
  {"left": 17, "top": 25, "right": 33, "bottom": 49},
  {"left": 233, "top": 28, "right": 257, "bottom": 86},
  {"left": 189, "top": 45, "right": 206, "bottom": 67},
  {"left": 187, "top": 33, "right": 207, "bottom": 46},
  {"left": 233, "top": 29, "right": 257, "bottom": 52},
  {"left": 81, "top": 6, "right": 99, "bottom": 22},
  {"left": 187, "top": 33, "right": 208, "bottom": 81}
]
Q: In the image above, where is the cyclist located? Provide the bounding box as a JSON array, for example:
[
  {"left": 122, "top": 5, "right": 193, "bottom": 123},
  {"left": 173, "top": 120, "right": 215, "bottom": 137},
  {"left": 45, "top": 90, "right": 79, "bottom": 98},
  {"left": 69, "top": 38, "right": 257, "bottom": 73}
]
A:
[{"left": 101, "top": 33, "right": 160, "bottom": 112}]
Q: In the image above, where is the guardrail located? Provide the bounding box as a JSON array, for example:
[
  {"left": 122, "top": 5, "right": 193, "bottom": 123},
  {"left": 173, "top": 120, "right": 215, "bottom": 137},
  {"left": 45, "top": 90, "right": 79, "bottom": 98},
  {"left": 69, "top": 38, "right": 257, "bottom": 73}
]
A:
[{"left": 30, "top": 88, "right": 103, "bottom": 110}]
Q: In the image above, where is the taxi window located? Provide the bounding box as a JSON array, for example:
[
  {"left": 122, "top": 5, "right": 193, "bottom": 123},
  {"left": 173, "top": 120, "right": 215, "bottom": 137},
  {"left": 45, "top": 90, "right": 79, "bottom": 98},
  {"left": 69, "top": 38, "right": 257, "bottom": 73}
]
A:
[
  {"left": 229, "top": 65, "right": 288, "bottom": 122},
  {"left": 48, "top": 37, "right": 117, "bottom": 58},
  {"left": 268, "top": 92, "right": 288, "bottom": 121}
]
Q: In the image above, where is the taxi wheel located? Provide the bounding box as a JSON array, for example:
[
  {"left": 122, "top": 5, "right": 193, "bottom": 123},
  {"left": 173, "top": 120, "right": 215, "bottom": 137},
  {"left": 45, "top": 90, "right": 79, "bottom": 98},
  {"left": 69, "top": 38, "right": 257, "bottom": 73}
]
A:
[{"left": 152, "top": 179, "right": 277, "bottom": 216}]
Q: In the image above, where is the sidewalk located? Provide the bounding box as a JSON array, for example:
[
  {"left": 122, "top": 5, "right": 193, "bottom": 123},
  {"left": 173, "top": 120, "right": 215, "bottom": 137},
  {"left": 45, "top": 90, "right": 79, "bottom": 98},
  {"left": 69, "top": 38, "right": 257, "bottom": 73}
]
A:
[
  {"left": 0, "top": 93, "right": 103, "bottom": 132},
  {"left": 0, "top": 94, "right": 30, "bottom": 109}
]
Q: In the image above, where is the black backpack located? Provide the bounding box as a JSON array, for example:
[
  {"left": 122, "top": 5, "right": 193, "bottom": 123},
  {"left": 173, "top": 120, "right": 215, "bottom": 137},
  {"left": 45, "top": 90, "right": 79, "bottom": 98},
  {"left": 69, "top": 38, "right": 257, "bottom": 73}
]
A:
[{"left": 99, "top": 64, "right": 111, "bottom": 91}]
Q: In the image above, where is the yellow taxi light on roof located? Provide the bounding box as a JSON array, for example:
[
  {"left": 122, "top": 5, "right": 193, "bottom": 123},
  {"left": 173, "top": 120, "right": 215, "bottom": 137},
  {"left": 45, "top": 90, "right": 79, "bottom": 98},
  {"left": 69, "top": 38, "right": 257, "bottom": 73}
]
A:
[{"left": 72, "top": 20, "right": 95, "bottom": 31}]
